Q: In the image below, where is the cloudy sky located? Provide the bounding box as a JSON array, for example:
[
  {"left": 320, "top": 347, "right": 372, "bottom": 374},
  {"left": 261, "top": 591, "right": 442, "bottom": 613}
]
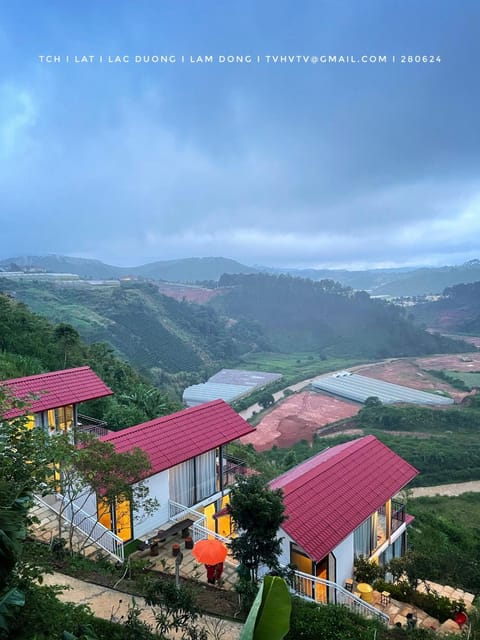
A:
[{"left": 1, "top": 1, "right": 479, "bottom": 269}]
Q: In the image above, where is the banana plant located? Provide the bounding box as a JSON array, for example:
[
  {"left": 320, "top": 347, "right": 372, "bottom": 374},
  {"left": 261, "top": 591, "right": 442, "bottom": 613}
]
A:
[{"left": 239, "top": 576, "right": 291, "bottom": 640}]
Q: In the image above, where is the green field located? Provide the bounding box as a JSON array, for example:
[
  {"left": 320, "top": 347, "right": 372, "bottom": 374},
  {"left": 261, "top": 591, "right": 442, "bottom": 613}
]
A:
[
  {"left": 446, "top": 370, "right": 480, "bottom": 390},
  {"left": 233, "top": 351, "right": 368, "bottom": 383},
  {"left": 408, "top": 493, "right": 480, "bottom": 592}
]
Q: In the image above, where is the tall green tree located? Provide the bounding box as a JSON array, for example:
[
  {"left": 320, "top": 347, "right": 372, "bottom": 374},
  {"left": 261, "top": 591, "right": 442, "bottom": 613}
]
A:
[
  {"left": 228, "top": 475, "right": 287, "bottom": 582},
  {"left": 54, "top": 323, "right": 82, "bottom": 368}
]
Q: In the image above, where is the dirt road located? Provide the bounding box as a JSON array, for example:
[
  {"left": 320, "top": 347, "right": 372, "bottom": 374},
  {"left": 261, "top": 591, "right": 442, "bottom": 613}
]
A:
[{"left": 409, "top": 480, "right": 480, "bottom": 498}]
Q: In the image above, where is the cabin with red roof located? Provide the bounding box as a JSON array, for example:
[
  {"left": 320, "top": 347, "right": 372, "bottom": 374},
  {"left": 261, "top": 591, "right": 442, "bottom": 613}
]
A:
[
  {"left": 270, "top": 435, "right": 418, "bottom": 600},
  {"left": 1, "top": 366, "right": 113, "bottom": 433},
  {"left": 96, "top": 400, "right": 255, "bottom": 542}
]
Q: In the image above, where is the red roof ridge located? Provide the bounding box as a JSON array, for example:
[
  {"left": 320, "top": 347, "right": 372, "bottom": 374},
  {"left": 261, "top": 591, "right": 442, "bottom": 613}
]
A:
[
  {"left": 1, "top": 365, "right": 92, "bottom": 385},
  {"left": 1, "top": 366, "right": 113, "bottom": 418},
  {"left": 101, "top": 399, "right": 254, "bottom": 477},
  {"left": 102, "top": 399, "right": 227, "bottom": 442},
  {"left": 271, "top": 435, "right": 378, "bottom": 492}
]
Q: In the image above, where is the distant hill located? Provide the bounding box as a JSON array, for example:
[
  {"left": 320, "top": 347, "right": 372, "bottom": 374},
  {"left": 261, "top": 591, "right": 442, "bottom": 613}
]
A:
[
  {"left": 0, "top": 278, "right": 266, "bottom": 381},
  {"left": 210, "top": 273, "right": 469, "bottom": 358},
  {"left": 260, "top": 265, "right": 417, "bottom": 292},
  {"left": 413, "top": 281, "right": 480, "bottom": 334},
  {"left": 132, "top": 257, "right": 258, "bottom": 281},
  {"left": 372, "top": 260, "right": 480, "bottom": 296},
  {"left": 4, "top": 254, "right": 480, "bottom": 296},
  {"left": 0, "top": 255, "right": 257, "bottom": 282},
  {"left": 0, "top": 291, "right": 182, "bottom": 425},
  {"left": 0, "top": 255, "right": 124, "bottom": 279}
]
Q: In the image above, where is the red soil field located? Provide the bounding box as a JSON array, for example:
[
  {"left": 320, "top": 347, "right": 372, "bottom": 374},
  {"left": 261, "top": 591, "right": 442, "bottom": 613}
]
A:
[
  {"left": 240, "top": 350, "right": 480, "bottom": 451},
  {"left": 240, "top": 391, "right": 360, "bottom": 451},
  {"left": 348, "top": 348, "right": 480, "bottom": 401},
  {"left": 416, "top": 351, "right": 480, "bottom": 371},
  {"left": 156, "top": 283, "right": 227, "bottom": 304},
  {"left": 358, "top": 359, "right": 472, "bottom": 402}
]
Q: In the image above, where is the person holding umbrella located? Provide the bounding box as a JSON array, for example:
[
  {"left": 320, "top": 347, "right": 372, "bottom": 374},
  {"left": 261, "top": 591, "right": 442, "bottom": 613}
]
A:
[{"left": 192, "top": 538, "right": 228, "bottom": 585}]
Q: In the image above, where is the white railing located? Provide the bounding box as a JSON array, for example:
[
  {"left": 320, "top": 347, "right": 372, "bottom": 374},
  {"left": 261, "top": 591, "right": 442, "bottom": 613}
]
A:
[
  {"left": 290, "top": 569, "right": 390, "bottom": 626},
  {"left": 192, "top": 521, "right": 231, "bottom": 545},
  {"left": 168, "top": 499, "right": 231, "bottom": 546},
  {"left": 34, "top": 494, "right": 124, "bottom": 563},
  {"left": 168, "top": 499, "right": 205, "bottom": 525}
]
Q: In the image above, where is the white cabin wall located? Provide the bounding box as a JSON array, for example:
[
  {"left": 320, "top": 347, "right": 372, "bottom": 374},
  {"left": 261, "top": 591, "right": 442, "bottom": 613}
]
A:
[
  {"left": 133, "top": 470, "right": 170, "bottom": 538},
  {"left": 332, "top": 533, "right": 354, "bottom": 588}
]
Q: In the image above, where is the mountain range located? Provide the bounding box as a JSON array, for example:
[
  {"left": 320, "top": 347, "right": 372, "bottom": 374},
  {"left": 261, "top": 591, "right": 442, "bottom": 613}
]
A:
[{"left": 2, "top": 255, "right": 480, "bottom": 296}]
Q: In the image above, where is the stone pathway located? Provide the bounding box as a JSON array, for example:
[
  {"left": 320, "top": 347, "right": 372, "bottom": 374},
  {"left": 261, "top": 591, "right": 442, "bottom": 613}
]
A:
[
  {"left": 42, "top": 572, "right": 243, "bottom": 639},
  {"left": 369, "top": 579, "right": 475, "bottom": 635},
  {"left": 135, "top": 530, "right": 238, "bottom": 591}
]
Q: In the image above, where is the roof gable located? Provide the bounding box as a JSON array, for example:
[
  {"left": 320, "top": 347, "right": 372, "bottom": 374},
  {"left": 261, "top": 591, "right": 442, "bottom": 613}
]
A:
[
  {"left": 1, "top": 366, "right": 113, "bottom": 418},
  {"left": 101, "top": 399, "right": 254, "bottom": 476},
  {"left": 270, "top": 435, "right": 418, "bottom": 562}
]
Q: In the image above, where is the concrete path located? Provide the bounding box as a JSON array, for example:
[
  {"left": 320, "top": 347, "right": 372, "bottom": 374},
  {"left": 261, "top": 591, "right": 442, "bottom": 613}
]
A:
[
  {"left": 409, "top": 480, "right": 480, "bottom": 498},
  {"left": 42, "top": 572, "right": 243, "bottom": 639}
]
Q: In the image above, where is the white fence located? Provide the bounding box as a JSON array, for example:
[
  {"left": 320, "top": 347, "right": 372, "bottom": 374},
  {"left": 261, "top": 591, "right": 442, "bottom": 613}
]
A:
[
  {"left": 34, "top": 494, "right": 124, "bottom": 563},
  {"left": 290, "top": 569, "right": 390, "bottom": 626}
]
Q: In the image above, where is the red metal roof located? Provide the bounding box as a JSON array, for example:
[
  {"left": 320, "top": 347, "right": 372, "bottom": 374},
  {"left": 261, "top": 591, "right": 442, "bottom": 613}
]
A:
[
  {"left": 1, "top": 366, "right": 113, "bottom": 418},
  {"left": 270, "top": 435, "right": 418, "bottom": 562},
  {"left": 101, "top": 399, "right": 254, "bottom": 476}
]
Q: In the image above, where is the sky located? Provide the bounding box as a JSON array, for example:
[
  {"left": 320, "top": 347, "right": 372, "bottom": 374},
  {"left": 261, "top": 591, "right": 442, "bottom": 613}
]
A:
[{"left": 1, "top": 0, "right": 479, "bottom": 270}]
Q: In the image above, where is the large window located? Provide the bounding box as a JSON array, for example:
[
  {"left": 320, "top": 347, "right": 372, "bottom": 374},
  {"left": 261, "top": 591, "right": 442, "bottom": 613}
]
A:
[
  {"left": 169, "top": 459, "right": 195, "bottom": 506},
  {"left": 354, "top": 516, "right": 373, "bottom": 557},
  {"left": 196, "top": 450, "right": 216, "bottom": 501},
  {"left": 35, "top": 405, "right": 75, "bottom": 433},
  {"left": 354, "top": 501, "right": 390, "bottom": 558},
  {"left": 169, "top": 450, "right": 217, "bottom": 507}
]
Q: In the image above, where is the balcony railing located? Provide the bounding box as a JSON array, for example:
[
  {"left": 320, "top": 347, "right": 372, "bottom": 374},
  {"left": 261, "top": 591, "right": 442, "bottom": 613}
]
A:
[
  {"left": 76, "top": 414, "right": 111, "bottom": 438},
  {"left": 391, "top": 499, "right": 406, "bottom": 532},
  {"left": 221, "top": 453, "right": 254, "bottom": 488}
]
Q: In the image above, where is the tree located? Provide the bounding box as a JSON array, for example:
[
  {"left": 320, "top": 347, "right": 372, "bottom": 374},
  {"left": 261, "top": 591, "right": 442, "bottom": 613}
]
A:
[
  {"left": 46, "top": 431, "right": 157, "bottom": 555},
  {"left": 258, "top": 393, "right": 275, "bottom": 410},
  {"left": 363, "top": 396, "right": 382, "bottom": 409},
  {"left": 228, "top": 474, "right": 287, "bottom": 582},
  {"left": 54, "top": 323, "right": 82, "bottom": 368}
]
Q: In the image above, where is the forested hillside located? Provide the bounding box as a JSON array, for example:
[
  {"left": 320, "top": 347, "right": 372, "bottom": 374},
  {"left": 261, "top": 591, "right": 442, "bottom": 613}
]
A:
[
  {"left": 0, "top": 279, "right": 266, "bottom": 384},
  {"left": 413, "top": 281, "right": 480, "bottom": 334},
  {"left": 0, "top": 293, "right": 181, "bottom": 428},
  {"left": 211, "top": 273, "right": 468, "bottom": 358}
]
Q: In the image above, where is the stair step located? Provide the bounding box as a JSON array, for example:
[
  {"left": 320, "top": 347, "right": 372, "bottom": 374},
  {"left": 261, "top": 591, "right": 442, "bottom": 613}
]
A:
[{"left": 29, "top": 496, "right": 123, "bottom": 563}]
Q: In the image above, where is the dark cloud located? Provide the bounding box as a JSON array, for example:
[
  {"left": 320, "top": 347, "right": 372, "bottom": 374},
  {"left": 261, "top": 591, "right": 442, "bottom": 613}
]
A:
[{"left": 0, "top": 0, "right": 479, "bottom": 268}]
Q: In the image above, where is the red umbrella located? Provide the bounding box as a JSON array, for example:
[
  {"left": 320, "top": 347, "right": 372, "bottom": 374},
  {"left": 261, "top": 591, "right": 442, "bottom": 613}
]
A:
[{"left": 192, "top": 538, "right": 228, "bottom": 564}]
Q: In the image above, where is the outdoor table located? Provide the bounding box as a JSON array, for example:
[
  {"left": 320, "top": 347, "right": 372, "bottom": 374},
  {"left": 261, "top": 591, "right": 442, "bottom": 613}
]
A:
[{"left": 357, "top": 582, "right": 374, "bottom": 603}]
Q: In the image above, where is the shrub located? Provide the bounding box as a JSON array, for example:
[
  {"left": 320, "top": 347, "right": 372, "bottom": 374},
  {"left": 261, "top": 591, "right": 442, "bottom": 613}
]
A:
[
  {"left": 354, "top": 555, "right": 382, "bottom": 584},
  {"left": 374, "top": 579, "right": 464, "bottom": 623},
  {"left": 286, "top": 597, "right": 382, "bottom": 640}
]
